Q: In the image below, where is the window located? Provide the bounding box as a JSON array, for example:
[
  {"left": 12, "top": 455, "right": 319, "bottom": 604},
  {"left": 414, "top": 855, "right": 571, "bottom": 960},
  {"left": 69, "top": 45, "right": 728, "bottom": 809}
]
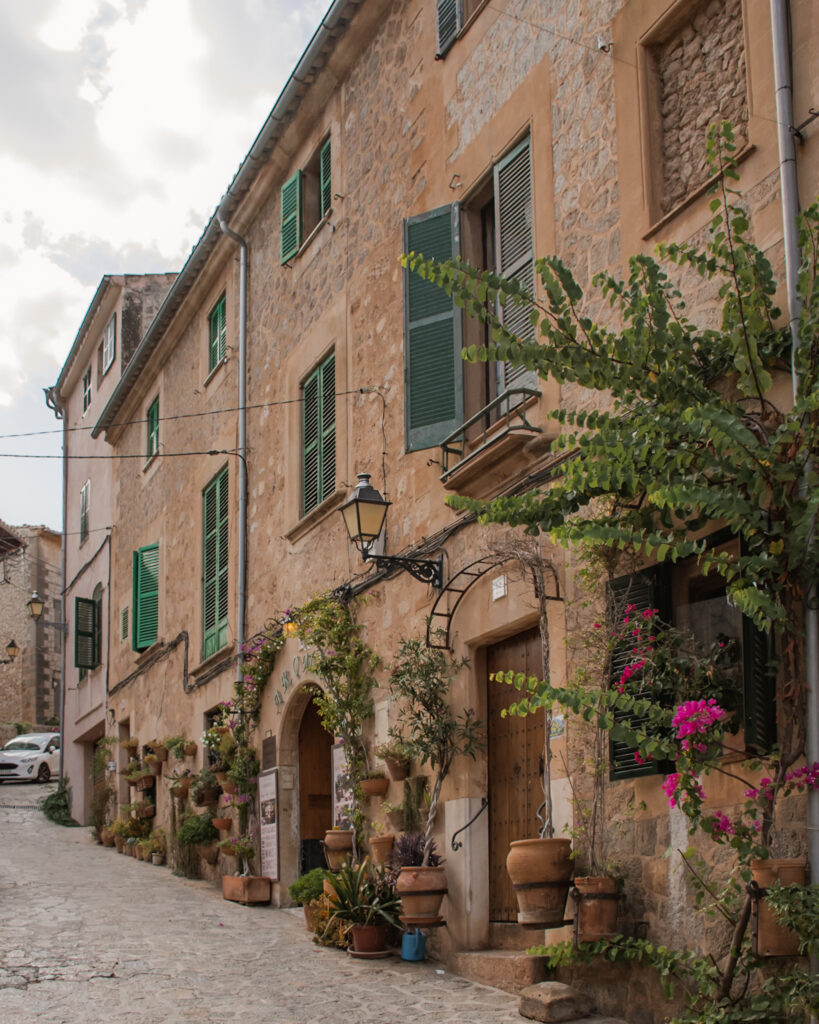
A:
[
  {"left": 101, "top": 314, "right": 116, "bottom": 375},
  {"left": 146, "top": 397, "right": 159, "bottom": 459},
  {"left": 302, "top": 352, "right": 336, "bottom": 515},
  {"left": 74, "top": 593, "right": 100, "bottom": 671},
  {"left": 79, "top": 481, "right": 90, "bottom": 544},
  {"left": 436, "top": 0, "right": 483, "bottom": 56},
  {"left": 82, "top": 368, "right": 92, "bottom": 413},
  {"left": 609, "top": 536, "right": 776, "bottom": 781},
  {"left": 208, "top": 294, "right": 226, "bottom": 372},
  {"left": 132, "top": 543, "right": 159, "bottom": 651},
  {"left": 403, "top": 136, "right": 534, "bottom": 451},
  {"left": 280, "top": 136, "right": 332, "bottom": 264},
  {"left": 202, "top": 467, "right": 229, "bottom": 659}
]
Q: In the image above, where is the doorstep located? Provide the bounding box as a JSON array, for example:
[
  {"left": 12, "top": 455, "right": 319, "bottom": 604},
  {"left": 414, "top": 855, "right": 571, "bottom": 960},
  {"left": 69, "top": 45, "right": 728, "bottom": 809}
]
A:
[{"left": 449, "top": 949, "right": 549, "bottom": 995}]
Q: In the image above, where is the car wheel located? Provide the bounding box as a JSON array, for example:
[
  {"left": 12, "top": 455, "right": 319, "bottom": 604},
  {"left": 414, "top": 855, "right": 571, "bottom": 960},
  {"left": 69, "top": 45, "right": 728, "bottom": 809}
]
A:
[{"left": 37, "top": 763, "right": 51, "bottom": 783}]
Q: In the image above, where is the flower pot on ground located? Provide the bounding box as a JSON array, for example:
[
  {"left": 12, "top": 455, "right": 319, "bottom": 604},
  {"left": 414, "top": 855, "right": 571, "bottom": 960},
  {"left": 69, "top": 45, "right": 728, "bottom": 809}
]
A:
[
  {"left": 100, "top": 827, "right": 115, "bottom": 847},
  {"left": 222, "top": 874, "right": 271, "bottom": 905},
  {"left": 323, "top": 828, "right": 354, "bottom": 870},
  {"left": 360, "top": 773, "right": 389, "bottom": 798},
  {"left": 750, "top": 858, "right": 807, "bottom": 957},
  {"left": 573, "top": 876, "right": 619, "bottom": 942},
  {"left": 151, "top": 852, "right": 165, "bottom": 866},
  {"left": 176, "top": 809, "right": 219, "bottom": 857},
  {"left": 351, "top": 923, "right": 390, "bottom": 955},
  {"left": 326, "top": 859, "right": 401, "bottom": 956},
  {"left": 369, "top": 834, "right": 394, "bottom": 867},
  {"left": 506, "top": 837, "right": 573, "bottom": 927},
  {"left": 288, "top": 867, "right": 329, "bottom": 928}
]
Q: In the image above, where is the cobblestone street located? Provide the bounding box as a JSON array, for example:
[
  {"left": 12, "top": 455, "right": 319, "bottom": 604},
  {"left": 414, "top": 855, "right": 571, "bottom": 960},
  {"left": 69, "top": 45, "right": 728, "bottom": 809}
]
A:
[{"left": 0, "top": 784, "right": 521, "bottom": 1024}]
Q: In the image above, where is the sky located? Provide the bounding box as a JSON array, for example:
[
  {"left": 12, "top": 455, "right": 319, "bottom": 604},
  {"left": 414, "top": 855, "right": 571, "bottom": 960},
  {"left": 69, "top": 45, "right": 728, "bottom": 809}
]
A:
[{"left": 0, "top": 0, "right": 326, "bottom": 531}]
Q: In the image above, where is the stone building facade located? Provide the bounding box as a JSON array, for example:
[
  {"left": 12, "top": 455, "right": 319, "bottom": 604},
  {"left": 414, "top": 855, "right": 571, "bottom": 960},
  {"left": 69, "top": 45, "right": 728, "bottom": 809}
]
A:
[
  {"left": 57, "top": 1, "right": 817, "bottom": 1018},
  {"left": 0, "top": 524, "right": 62, "bottom": 744}
]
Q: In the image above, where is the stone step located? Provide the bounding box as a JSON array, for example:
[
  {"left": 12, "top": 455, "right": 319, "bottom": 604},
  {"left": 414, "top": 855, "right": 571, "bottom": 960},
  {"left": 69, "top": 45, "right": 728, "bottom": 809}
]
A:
[
  {"left": 519, "top": 981, "right": 630, "bottom": 1024},
  {"left": 449, "top": 949, "right": 549, "bottom": 995}
]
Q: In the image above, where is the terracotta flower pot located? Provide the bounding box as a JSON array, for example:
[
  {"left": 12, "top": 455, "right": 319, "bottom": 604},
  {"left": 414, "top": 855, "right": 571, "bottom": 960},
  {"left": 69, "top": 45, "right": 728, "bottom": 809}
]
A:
[
  {"left": 171, "top": 777, "right": 191, "bottom": 798},
  {"left": 573, "top": 876, "right": 619, "bottom": 942},
  {"left": 324, "top": 829, "right": 354, "bottom": 870},
  {"left": 751, "top": 858, "right": 807, "bottom": 956},
  {"left": 384, "top": 756, "right": 411, "bottom": 781},
  {"left": 146, "top": 759, "right": 162, "bottom": 777},
  {"left": 195, "top": 787, "right": 220, "bottom": 807},
  {"left": 397, "top": 865, "right": 447, "bottom": 926},
  {"left": 222, "top": 874, "right": 271, "bottom": 905},
  {"left": 212, "top": 817, "right": 232, "bottom": 832},
  {"left": 100, "top": 828, "right": 115, "bottom": 847},
  {"left": 197, "top": 842, "right": 219, "bottom": 864},
  {"left": 151, "top": 853, "right": 165, "bottom": 866},
  {"left": 183, "top": 742, "right": 197, "bottom": 757},
  {"left": 369, "top": 834, "right": 395, "bottom": 867},
  {"left": 152, "top": 745, "right": 168, "bottom": 762},
  {"left": 113, "top": 835, "right": 124, "bottom": 853},
  {"left": 351, "top": 923, "right": 390, "bottom": 955},
  {"left": 361, "top": 776, "right": 389, "bottom": 798},
  {"left": 506, "top": 837, "right": 573, "bottom": 928},
  {"left": 136, "top": 775, "right": 155, "bottom": 791},
  {"left": 386, "top": 809, "right": 405, "bottom": 831},
  {"left": 136, "top": 804, "right": 155, "bottom": 819}
]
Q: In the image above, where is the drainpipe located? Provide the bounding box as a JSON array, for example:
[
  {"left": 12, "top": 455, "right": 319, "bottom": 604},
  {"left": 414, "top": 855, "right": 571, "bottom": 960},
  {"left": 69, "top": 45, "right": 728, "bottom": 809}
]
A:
[
  {"left": 45, "top": 385, "right": 68, "bottom": 782},
  {"left": 216, "top": 216, "right": 248, "bottom": 684},
  {"left": 770, "top": 2, "right": 817, "bottom": 1008}
]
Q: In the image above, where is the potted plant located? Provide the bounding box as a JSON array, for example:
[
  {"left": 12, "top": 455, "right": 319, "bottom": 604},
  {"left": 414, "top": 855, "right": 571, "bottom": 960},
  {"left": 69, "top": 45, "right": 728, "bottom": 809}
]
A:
[
  {"left": 360, "top": 768, "right": 389, "bottom": 798},
  {"left": 164, "top": 735, "right": 188, "bottom": 760},
  {"left": 380, "top": 800, "right": 405, "bottom": 832},
  {"left": 120, "top": 737, "right": 139, "bottom": 755},
  {"left": 288, "top": 867, "right": 329, "bottom": 930},
  {"left": 327, "top": 858, "right": 401, "bottom": 956},
  {"left": 323, "top": 826, "right": 355, "bottom": 870},
  {"left": 183, "top": 740, "right": 198, "bottom": 757},
  {"left": 387, "top": 831, "right": 445, "bottom": 926},
  {"left": 374, "top": 739, "right": 413, "bottom": 781},
  {"left": 134, "top": 799, "right": 155, "bottom": 820},
  {"left": 144, "top": 752, "right": 162, "bottom": 777},
  {"left": 148, "top": 739, "right": 168, "bottom": 762},
  {"left": 388, "top": 637, "right": 484, "bottom": 923},
  {"left": 110, "top": 817, "right": 129, "bottom": 853},
  {"left": 220, "top": 830, "right": 271, "bottom": 905},
  {"left": 368, "top": 824, "right": 394, "bottom": 867},
  {"left": 167, "top": 768, "right": 193, "bottom": 799},
  {"left": 176, "top": 808, "right": 219, "bottom": 863},
  {"left": 190, "top": 767, "right": 220, "bottom": 806},
  {"left": 212, "top": 815, "right": 232, "bottom": 832}
]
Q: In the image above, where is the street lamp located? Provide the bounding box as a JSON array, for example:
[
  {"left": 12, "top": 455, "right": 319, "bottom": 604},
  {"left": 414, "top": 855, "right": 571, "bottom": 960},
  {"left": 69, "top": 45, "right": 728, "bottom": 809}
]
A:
[
  {"left": 26, "top": 591, "right": 67, "bottom": 632},
  {"left": 281, "top": 611, "right": 298, "bottom": 639},
  {"left": 0, "top": 639, "right": 19, "bottom": 664},
  {"left": 338, "top": 473, "right": 444, "bottom": 589}
]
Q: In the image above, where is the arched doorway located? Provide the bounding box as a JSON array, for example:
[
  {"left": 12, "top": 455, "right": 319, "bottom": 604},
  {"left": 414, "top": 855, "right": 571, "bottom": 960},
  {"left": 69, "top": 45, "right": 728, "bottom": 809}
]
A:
[{"left": 298, "top": 693, "right": 333, "bottom": 874}]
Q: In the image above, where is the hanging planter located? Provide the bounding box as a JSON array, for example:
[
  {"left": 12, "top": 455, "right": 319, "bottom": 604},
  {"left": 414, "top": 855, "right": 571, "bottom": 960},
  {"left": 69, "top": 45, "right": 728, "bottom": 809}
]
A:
[
  {"left": 135, "top": 774, "right": 155, "bottom": 792},
  {"left": 361, "top": 775, "right": 389, "bottom": 798},
  {"left": 507, "top": 837, "right": 573, "bottom": 928},
  {"left": 212, "top": 817, "right": 232, "bottom": 832},
  {"left": 369, "top": 834, "right": 395, "bottom": 867},
  {"left": 323, "top": 829, "right": 355, "bottom": 870},
  {"left": 572, "top": 876, "right": 620, "bottom": 943},
  {"left": 397, "top": 865, "right": 447, "bottom": 927},
  {"left": 183, "top": 741, "right": 198, "bottom": 757},
  {"left": 750, "top": 858, "right": 807, "bottom": 957}
]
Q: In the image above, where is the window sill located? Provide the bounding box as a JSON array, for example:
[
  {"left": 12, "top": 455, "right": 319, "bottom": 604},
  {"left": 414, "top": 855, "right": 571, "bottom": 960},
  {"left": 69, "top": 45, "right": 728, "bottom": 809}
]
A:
[
  {"left": 643, "top": 143, "right": 755, "bottom": 240},
  {"left": 204, "top": 357, "right": 228, "bottom": 389},
  {"left": 143, "top": 453, "right": 159, "bottom": 474},
  {"left": 191, "top": 642, "right": 236, "bottom": 679},
  {"left": 134, "top": 640, "right": 164, "bottom": 667},
  {"left": 285, "top": 487, "right": 347, "bottom": 544},
  {"left": 283, "top": 210, "right": 334, "bottom": 266}
]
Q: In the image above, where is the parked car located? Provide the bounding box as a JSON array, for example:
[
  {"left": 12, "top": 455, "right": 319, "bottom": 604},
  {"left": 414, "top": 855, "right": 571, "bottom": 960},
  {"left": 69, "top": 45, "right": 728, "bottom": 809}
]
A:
[{"left": 0, "top": 733, "right": 60, "bottom": 783}]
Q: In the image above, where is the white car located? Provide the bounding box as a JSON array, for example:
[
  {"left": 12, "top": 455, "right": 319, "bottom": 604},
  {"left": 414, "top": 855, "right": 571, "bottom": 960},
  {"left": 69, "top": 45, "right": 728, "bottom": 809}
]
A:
[{"left": 0, "top": 733, "right": 60, "bottom": 783}]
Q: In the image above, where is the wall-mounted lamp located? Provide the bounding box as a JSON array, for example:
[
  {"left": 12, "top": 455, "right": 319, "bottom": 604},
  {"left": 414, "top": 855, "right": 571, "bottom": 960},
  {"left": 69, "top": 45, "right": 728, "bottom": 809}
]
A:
[
  {"left": 282, "top": 611, "right": 298, "bottom": 639},
  {"left": 339, "top": 473, "right": 444, "bottom": 589},
  {"left": 0, "top": 638, "right": 19, "bottom": 664},
  {"left": 27, "top": 591, "right": 68, "bottom": 632}
]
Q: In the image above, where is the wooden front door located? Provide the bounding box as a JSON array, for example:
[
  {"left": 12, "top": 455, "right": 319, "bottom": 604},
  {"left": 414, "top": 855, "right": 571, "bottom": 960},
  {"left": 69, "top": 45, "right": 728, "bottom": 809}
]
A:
[
  {"left": 487, "top": 627, "right": 545, "bottom": 922},
  {"left": 298, "top": 697, "right": 333, "bottom": 872}
]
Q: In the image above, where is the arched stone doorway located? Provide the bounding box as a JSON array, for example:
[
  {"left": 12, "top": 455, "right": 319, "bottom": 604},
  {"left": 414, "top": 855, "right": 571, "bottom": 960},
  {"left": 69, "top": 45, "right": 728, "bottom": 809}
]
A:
[{"left": 297, "top": 693, "right": 333, "bottom": 873}]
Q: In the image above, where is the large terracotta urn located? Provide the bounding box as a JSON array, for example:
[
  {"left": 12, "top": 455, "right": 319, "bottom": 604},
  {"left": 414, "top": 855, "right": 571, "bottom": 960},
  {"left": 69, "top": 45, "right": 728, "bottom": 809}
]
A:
[
  {"left": 506, "top": 837, "right": 573, "bottom": 928},
  {"left": 397, "top": 865, "right": 447, "bottom": 926},
  {"left": 324, "top": 829, "right": 355, "bottom": 870},
  {"left": 750, "top": 858, "right": 807, "bottom": 956},
  {"left": 573, "top": 876, "right": 619, "bottom": 942}
]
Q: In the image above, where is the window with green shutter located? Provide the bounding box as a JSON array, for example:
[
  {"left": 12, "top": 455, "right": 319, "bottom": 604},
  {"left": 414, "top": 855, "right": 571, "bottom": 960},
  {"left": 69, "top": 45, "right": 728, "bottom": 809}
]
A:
[
  {"left": 319, "top": 138, "right": 332, "bottom": 219},
  {"left": 403, "top": 205, "right": 463, "bottom": 452},
  {"left": 79, "top": 480, "right": 90, "bottom": 544},
  {"left": 436, "top": 0, "right": 462, "bottom": 56},
  {"left": 302, "top": 353, "right": 336, "bottom": 516},
  {"left": 132, "top": 543, "right": 159, "bottom": 651},
  {"left": 280, "top": 137, "right": 332, "bottom": 264},
  {"left": 280, "top": 170, "right": 302, "bottom": 263},
  {"left": 202, "top": 467, "right": 229, "bottom": 659},
  {"left": 146, "top": 397, "right": 159, "bottom": 459},
  {"left": 208, "top": 294, "right": 226, "bottom": 372},
  {"left": 74, "top": 595, "right": 100, "bottom": 670}
]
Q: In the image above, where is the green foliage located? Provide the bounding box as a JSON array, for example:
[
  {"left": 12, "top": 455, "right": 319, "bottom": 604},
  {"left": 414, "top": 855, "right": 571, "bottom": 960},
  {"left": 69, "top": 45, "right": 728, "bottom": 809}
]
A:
[
  {"left": 766, "top": 881, "right": 819, "bottom": 958},
  {"left": 176, "top": 809, "right": 218, "bottom": 847},
  {"left": 89, "top": 736, "right": 116, "bottom": 840},
  {"left": 326, "top": 859, "right": 401, "bottom": 928},
  {"left": 164, "top": 735, "right": 187, "bottom": 759},
  {"left": 288, "top": 867, "right": 329, "bottom": 905},
  {"left": 40, "top": 779, "right": 80, "bottom": 827},
  {"left": 190, "top": 766, "right": 219, "bottom": 804}
]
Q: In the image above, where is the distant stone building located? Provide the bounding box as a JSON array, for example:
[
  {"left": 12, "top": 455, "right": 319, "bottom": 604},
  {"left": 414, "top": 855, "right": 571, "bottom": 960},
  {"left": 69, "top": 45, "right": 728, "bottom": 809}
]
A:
[{"left": 0, "top": 523, "right": 61, "bottom": 744}]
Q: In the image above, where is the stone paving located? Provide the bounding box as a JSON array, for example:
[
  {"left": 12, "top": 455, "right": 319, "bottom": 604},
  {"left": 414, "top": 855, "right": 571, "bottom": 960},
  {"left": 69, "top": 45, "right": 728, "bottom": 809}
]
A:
[{"left": 0, "top": 783, "right": 523, "bottom": 1024}]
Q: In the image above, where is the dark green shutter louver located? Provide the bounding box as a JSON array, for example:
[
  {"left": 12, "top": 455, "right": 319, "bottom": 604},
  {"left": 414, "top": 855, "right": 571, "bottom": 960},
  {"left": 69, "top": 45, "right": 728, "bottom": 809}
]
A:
[
  {"left": 281, "top": 170, "right": 302, "bottom": 263},
  {"left": 146, "top": 397, "right": 159, "bottom": 458},
  {"left": 319, "top": 138, "right": 332, "bottom": 219},
  {"left": 203, "top": 468, "right": 229, "bottom": 659},
  {"left": 742, "top": 617, "right": 777, "bottom": 752},
  {"left": 608, "top": 566, "right": 671, "bottom": 781},
  {"left": 132, "top": 544, "right": 159, "bottom": 652},
  {"left": 209, "top": 294, "right": 226, "bottom": 371},
  {"left": 403, "top": 205, "right": 462, "bottom": 452},
  {"left": 494, "top": 136, "right": 536, "bottom": 392},
  {"left": 436, "top": 0, "right": 462, "bottom": 56},
  {"left": 75, "top": 596, "right": 98, "bottom": 670},
  {"left": 120, "top": 606, "right": 129, "bottom": 643},
  {"left": 302, "top": 354, "right": 335, "bottom": 516}
]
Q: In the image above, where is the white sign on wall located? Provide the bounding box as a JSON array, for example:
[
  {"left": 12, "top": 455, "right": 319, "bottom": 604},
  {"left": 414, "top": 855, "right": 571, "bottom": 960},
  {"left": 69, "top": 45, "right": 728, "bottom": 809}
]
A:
[
  {"left": 331, "top": 743, "right": 353, "bottom": 829},
  {"left": 258, "top": 768, "right": 279, "bottom": 881}
]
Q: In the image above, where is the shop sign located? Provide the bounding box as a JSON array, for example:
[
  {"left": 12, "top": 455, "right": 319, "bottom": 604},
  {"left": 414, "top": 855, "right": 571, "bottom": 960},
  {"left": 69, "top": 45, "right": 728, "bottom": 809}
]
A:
[{"left": 273, "top": 651, "right": 319, "bottom": 712}]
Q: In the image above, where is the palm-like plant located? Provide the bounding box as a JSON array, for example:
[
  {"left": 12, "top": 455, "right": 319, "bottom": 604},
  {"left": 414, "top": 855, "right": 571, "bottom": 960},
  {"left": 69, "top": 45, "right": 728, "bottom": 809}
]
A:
[{"left": 327, "top": 859, "right": 401, "bottom": 928}]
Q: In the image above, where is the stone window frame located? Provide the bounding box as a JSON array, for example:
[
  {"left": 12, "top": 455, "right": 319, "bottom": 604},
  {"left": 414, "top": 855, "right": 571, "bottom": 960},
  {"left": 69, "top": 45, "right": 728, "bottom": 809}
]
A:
[{"left": 613, "top": 0, "right": 755, "bottom": 242}]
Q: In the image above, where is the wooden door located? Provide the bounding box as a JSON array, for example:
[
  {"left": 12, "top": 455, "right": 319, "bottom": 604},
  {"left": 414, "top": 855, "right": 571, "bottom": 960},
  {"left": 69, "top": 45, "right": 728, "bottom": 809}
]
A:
[
  {"left": 298, "top": 699, "right": 333, "bottom": 841},
  {"left": 487, "top": 627, "right": 545, "bottom": 922}
]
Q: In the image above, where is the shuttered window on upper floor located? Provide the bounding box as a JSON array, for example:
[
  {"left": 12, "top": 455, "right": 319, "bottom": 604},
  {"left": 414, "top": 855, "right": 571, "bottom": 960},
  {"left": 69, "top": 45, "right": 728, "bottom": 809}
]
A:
[
  {"left": 208, "top": 294, "right": 226, "bottom": 372},
  {"left": 74, "top": 595, "right": 100, "bottom": 671},
  {"left": 132, "top": 543, "right": 159, "bottom": 652},
  {"left": 280, "top": 136, "right": 332, "bottom": 264},
  {"left": 302, "top": 353, "right": 336, "bottom": 516},
  {"left": 202, "top": 467, "right": 229, "bottom": 660}
]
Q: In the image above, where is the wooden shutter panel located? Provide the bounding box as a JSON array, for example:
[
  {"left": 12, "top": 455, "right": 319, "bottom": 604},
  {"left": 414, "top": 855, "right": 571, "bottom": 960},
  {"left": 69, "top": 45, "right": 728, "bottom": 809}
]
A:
[
  {"left": 608, "top": 566, "right": 671, "bottom": 781},
  {"left": 133, "top": 544, "right": 159, "bottom": 651},
  {"left": 281, "top": 170, "right": 302, "bottom": 263},
  {"left": 742, "top": 617, "right": 776, "bottom": 752},
  {"left": 302, "top": 355, "right": 335, "bottom": 515},
  {"left": 494, "top": 137, "right": 536, "bottom": 392},
  {"left": 302, "top": 368, "right": 320, "bottom": 514},
  {"left": 319, "top": 139, "right": 332, "bottom": 218},
  {"left": 403, "top": 205, "right": 463, "bottom": 452},
  {"left": 436, "top": 0, "right": 462, "bottom": 56},
  {"left": 320, "top": 355, "right": 336, "bottom": 501},
  {"left": 75, "top": 596, "right": 98, "bottom": 670},
  {"left": 203, "top": 469, "right": 229, "bottom": 659}
]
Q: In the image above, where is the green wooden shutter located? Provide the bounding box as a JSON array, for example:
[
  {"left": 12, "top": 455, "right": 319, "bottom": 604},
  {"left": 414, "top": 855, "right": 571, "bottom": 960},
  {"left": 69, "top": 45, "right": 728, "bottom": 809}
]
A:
[
  {"left": 75, "top": 596, "right": 98, "bottom": 670},
  {"left": 132, "top": 544, "right": 159, "bottom": 651},
  {"left": 281, "top": 170, "right": 302, "bottom": 263},
  {"left": 403, "top": 205, "right": 462, "bottom": 452},
  {"left": 742, "top": 616, "right": 777, "bottom": 752},
  {"left": 209, "top": 295, "right": 226, "bottom": 371},
  {"left": 436, "top": 0, "right": 462, "bottom": 56},
  {"left": 203, "top": 468, "right": 229, "bottom": 659},
  {"left": 146, "top": 398, "right": 159, "bottom": 458},
  {"left": 80, "top": 482, "right": 89, "bottom": 543},
  {"left": 120, "top": 606, "right": 129, "bottom": 644},
  {"left": 302, "top": 354, "right": 335, "bottom": 516},
  {"left": 608, "top": 566, "right": 671, "bottom": 781},
  {"left": 319, "top": 138, "right": 332, "bottom": 219},
  {"left": 494, "top": 137, "right": 536, "bottom": 392}
]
